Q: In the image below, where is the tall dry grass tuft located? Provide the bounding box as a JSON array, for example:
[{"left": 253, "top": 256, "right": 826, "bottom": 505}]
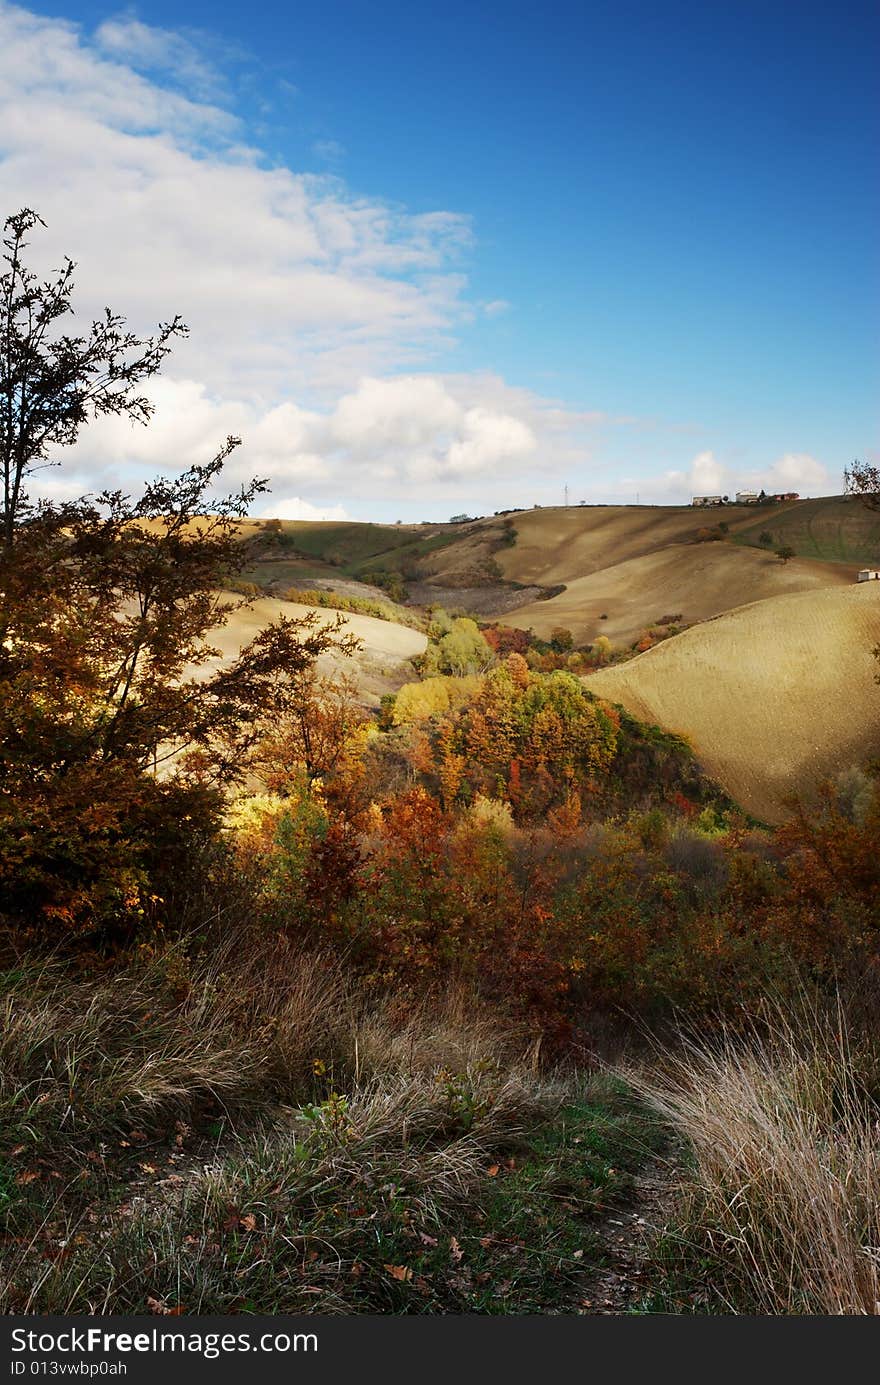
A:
[
  {"left": 0, "top": 937, "right": 566, "bottom": 1314},
  {"left": 0, "top": 939, "right": 353, "bottom": 1145},
  {"left": 632, "top": 997, "right": 880, "bottom": 1315}
]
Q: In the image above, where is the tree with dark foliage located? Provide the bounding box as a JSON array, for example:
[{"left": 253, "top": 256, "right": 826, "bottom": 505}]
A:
[
  {"left": 1, "top": 209, "right": 187, "bottom": 548},
  {"left": 844, "top": 459, "right": 880, "bottom": 513},
  {"left": 0, "top": 211, "right": 357, "bottom": 942}
]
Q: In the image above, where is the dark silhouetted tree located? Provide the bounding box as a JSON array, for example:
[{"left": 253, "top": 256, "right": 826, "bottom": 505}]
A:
[
  {"left": 844, "top": 459, "right": 880, "bottom": 513},
  {"left": 0, "top": 210, "right": 358, "bottom": 940},
  {"left": 1, "top": 208, "right": 186, "bottom": 547}
]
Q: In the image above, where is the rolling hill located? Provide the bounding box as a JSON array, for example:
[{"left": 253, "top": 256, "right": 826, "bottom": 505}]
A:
[
  {"left": 491, "top": 504, "right": 856, "bottom": 646},
  {"left": 502, "top": 542, "right": 851, "bottom": 647},
  {"left": 731, "top": 494, "right": 880, "bottom": 565},
  {"left": 585, "top": 583, "right": 880, "bottom": 823},
  {"left": 196, "top": 594, "right": 427, "bottom": 703},
  {"left": 494, "top": 503, "right": 756, "bottom": 584},
  {"left": 155, "top": 501, "right": 880, "bottom": 817},
  {"left": 235, "top": 501, "right": 875, "bottom": 648}
]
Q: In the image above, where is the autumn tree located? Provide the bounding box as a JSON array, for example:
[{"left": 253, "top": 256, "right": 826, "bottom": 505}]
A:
[
  {"left": 0, "top": 451, "right": 357, "bottom": 938},
  {"left": 430, "top": 660, "right": 619, "bottom": 817},
  {"left": 0, "top": 210, "right": 358, "bottom": 940},
  {"left": 419, "top": 611, "right": 494, "bottom": 676},
  {"left": 1, "top": 209, "right": 186, "bottom": 548},
  {"left": 844, "top": 459, "right": 880, "bottom": 512},
  {"left": 549, "top": 626, "right": 574, "bottom": 652},
  {"left": 257, "top": 669, "right": 369, "bottom": 797}
]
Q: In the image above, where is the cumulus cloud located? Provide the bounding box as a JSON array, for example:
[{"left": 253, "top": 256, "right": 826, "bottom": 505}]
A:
[
  {"left": 614, "top": 449, "right": 831, "bottom": 508},
  {"left": 67, "top": 371, "right": 594, "bottom": 512},
  {"left": 329, "top": 376, "right": 462, "bottom": 457},
  {"left": 445, "top": 409, "right": 535, "bottom": 477},
  {"left": 0, "top": 0, "right": 472, "bottom": 402},
  {"left": 266, "top": 496, "right": 350, "bottom": 521},
  {"left": 760, "top": 452, "right": 829, "bottom": 493},
  {"left": 2, "top": 2, "right": 716, "bottom": 520},
  {"left": 690, "top": 449, "right": 725, "bottom": 495}
]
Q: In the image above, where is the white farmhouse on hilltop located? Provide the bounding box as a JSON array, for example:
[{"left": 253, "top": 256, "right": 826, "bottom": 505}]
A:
[{"left": 857, "top": 569, "right": 880, "bottom": 582}]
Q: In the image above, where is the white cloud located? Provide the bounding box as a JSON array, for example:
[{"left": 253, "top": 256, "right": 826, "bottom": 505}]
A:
[
  {"left": 0, "top": 1, "right": 471, "bottom": 402},
  {"left": 329, "top": 376, "right": 462, "bottom": 456},
  {"left": 68, "top": 371, "right": 589, "bottom": 510},
  {"left": 75, "top": 379, "right": 321, "bottom": 473},
  {"left": 760, "top": 452, "right": 828, "bottom": 493},
  {"left": 94, "top": 15, "right": 225, "bottom": 100},
  {"left": 690, "top": 449, "right": 725, "bottom": 495},
  {"left": 0, "top": 2, "right": 655, "bottom": 518},
  {"left": 265, "top": 496, "right": 349, "bottom": 521},
  {"left": 445, "top": 408, "right": 535, "bottom": 477}
]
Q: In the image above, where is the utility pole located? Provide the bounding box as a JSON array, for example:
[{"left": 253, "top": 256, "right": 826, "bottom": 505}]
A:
[{"left": 564, "top": 484, "right": 569, "bottom": 508}]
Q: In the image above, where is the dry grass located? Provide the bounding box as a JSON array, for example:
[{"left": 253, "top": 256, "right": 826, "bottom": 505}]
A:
[
  {"left": 3, "top": 1062, "right": 565, "bottom": 1314},
  {"left": 494, "top": 502, "right": 847, "bottom": 643},
  {"left": 632, "top": 999, "right": 880, "bottom": 1315},
  {"left": 0, "top": 938, "right": 532, "bottom": 1151},
  {"left": 0, "top": 941, "right": 579, "bottom": 1313},
  {"left": 495, "top": 504, "right": 755, "bottom": 588},
  {"left": 0, "top": 941, "right": 348, "bottom": 1147},
  {"left": 587, "top": 583, "right": 880, "bottom": 822}
]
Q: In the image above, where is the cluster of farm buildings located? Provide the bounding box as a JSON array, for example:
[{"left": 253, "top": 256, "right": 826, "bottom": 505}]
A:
[{"left": 692, "top": 491, "right": 799, "bottom": 507}]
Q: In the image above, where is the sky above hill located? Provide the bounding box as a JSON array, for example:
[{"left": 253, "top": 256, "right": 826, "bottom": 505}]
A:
[{"left": 1, "top": 0, "right": 877, "bottom": 521}]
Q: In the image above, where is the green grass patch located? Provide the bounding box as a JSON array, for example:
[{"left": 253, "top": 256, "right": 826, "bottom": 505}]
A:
[
  {"left": 730, "top": 496, "right": 880, "bottom": 565},
  {"left": 0, "top": 1071, "right": 665, "bottom": 1315}
]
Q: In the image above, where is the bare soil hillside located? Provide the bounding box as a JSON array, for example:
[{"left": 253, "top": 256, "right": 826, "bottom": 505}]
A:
[
  {"left": 494, "top": 505, "right": 759, "bottom": 586},
  {"left": 585, "top": 584, "right": 880, "bottom": 823},
  {"left": 197, "top": 595, "right": 427, "bottom": 703},
  {"left": 506, "top": 542, "right": 851, "bottom": 647}
]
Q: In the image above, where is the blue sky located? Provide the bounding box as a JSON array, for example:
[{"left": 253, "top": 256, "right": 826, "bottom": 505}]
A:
[{"left": 2, "top": 0, "right": 878, "bottom": 519}]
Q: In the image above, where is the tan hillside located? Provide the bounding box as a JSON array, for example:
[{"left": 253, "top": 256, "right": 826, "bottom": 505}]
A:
[
  {"left": 585, "top": 584, "right": 880, "bottom": 823},
  {"left": 196, "top": 595, "right": 427, "bottom": 702},
  {"left": 495, "top": 503, "right": 758, "bottom": 586},
  {"left": 505, "top": 541, "right": 851, "bottom": 646}
]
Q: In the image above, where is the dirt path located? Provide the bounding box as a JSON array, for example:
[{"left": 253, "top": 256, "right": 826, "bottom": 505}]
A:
[{"left": 579, "top": 1152, "right": 680, "bottom": 1313}]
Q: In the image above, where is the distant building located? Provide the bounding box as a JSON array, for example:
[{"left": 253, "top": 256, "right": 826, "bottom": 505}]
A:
[
  {"left": 692, "top": 495, "right": 724, "bottom": 507},
  {"left": 770, "top": 492, "right": 799, "bottom": 502},
  {"left": 857, "top": 569, "right": 880, "bottom": 582},
  {"left": 735, "top": 491, "right": 759, "bottom": 504}
]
